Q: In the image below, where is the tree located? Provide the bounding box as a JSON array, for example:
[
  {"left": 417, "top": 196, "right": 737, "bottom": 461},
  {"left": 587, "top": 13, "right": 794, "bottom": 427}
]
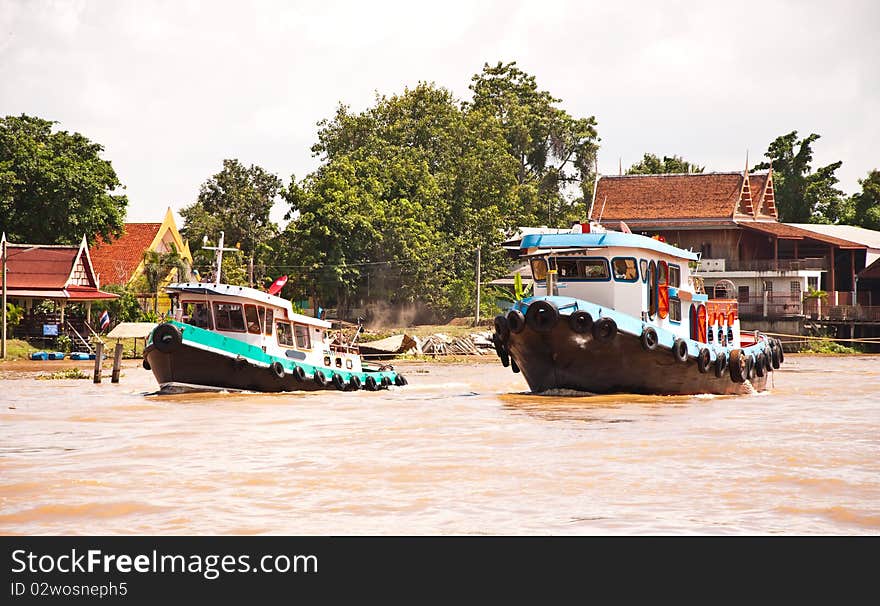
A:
[
  {"left": 627, "top": 153, "right": 704, "bottom": 175},
  {"left": 141, "top": 245, "right": 191, "bottom": 313},
  {"left": 851, "top": 169, "right": 880, "bottom": 230},
  {"left": 753, "top": 131, "right": 844, "bottom": 223},
  {"left": 180, "top": 159, "right": 281, "bottom": 286},
  {"left": 0, "top": 114, "right": 127, "bottom": 244},
  {"left": 467, "top": 61, "right": 599, "bottom": 226}
]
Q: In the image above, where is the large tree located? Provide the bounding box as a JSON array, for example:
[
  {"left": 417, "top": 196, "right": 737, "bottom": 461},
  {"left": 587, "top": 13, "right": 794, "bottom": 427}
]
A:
[
  {"left": 467, "top": 61, "right": 599, "bottom": 226},
  {"left": 0, "top": 114, "right": 127, "bottom": 244},
  {"left": 627, "top": 153, "right": 704, "bottom": 175},
  {"left": 180, "top": 159, "right": 282, "bottom": 287},
  {"left": 753, "top": 131, "right": 845, "bottom": 223},
  {"left": 850, "top": 169, "right": 880, "bottom": 231}
]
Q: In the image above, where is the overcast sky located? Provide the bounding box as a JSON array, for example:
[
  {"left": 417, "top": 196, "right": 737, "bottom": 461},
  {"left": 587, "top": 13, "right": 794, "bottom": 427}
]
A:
[{"left": 2, "top": 0, "right": 878, "bottom": 225}]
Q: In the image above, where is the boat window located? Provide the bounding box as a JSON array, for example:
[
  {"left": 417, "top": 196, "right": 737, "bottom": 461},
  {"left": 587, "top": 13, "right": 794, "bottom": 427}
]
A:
[
  {"left": 181, "top": 301, "right": 213, "bottom": 330},
  {"left": 612, "top": 257, "right": 638, "bottom": 282},
  {"left": 647, "top": 261, "right": 657, "bottom": 318},
  {"left": 639, "top": 259, "right": 648, "bottom": 283},
  {"left": 556, "top": 258, "right": 580, "bottom": 278},
  {"left": 578, "top": 258, "right": 609, "bottom": 280},
  {"left": 530, "top": 258, "right": 548, "bottom": 281},
  {"left": 213, "top": 302, "right": 245, "bottom": 332},
  {"left": 276, "top": 321, "right": 294, "bottom": 347},
  {"left": 670, "top": 297, "right": 682, "bottom": 322},
  {"left": 244, "top": 305, "right": 261, "bottom": 334},
  {"left": 294, "top": 324, "right": 311, "bottom": 350},
  {"left": 346, "top": 359, "right": 353, "bottom": 370},
  {"left": 258, "top": 307, "right": 274, "bottom": 336},
  {"left": 668, "top": 264, "right": 681, "bottom": 288},
  {"left": 657, "top": 260, "right": 668, "bottom": 286}
]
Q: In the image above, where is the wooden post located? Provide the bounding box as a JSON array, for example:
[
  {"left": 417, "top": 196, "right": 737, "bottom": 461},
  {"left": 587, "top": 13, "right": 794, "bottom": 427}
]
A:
[
  {"left": 829, "top": 245, "right": 837, "bottom": 305},
  {"left": 111, "top": 341, "right": 123, "bottom": 383},
  {"left": 1, "top": 233, "right": 7, "bottom": 359},
  {"left": 93, "top": 341, "right": 104, "bottom": 383}
]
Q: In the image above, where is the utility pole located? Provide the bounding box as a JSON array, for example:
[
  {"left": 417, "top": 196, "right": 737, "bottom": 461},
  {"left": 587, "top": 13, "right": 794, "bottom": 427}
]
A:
[
  {"left": 474, "top": 245, "right": 481, "bottom": 326},
  {"left": 202, "top": 231, "right": 239, "bottom": 285},
  {"left": 1, "top": 232, "right": 7, "bottom": 359},
  {"left": 248, "top": 255, "right": 254, "bottom": 289}
]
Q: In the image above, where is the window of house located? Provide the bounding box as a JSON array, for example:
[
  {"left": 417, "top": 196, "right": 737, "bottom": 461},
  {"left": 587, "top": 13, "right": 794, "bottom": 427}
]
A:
[
  {"left": 670, "top": 297, "right": 682, "bottom": 322},
  {"left": 294, "top": 324, "right": 311, "bottom": 350},
  {"left": 701, "top": 243, "right": 712, "bottom": 258},
  {"left": 244, "top": 305, "right": 262, "bottom": 334},
  {"left": 213, "top": 302, "right": 245, "bottom": 332},
  {"left": 530, "top": 258, "right": 548, "bottom": 281},
  {"left": 763, "top": 280, "right": 773, "bottom": 297},
  {"left": 790, "top": 281, "right": 801, "bottom": 296},
  {"left": 807, "top": 276, "right": 819, "bottom": 291},
  {"left": 668, "top": 264, "right": 681, "bottom": 288},
  {"left": 181, "top": 301, "right": 213, "bottom": 330},
  {"left": 738, "top": 286, "right": 750, "bottom": 303},
  {"left": 611, "top": 257, "right": 639, "bottom": 282},
  {"left": 276, "top": 321, "right": 294, "bottom": 347},
  {"left": 579, "top": 258, "right": 610, "bottom": 280}
]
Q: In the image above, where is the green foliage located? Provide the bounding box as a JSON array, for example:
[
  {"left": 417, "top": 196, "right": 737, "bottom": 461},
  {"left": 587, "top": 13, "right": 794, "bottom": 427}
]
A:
[
  {"left": 802, "top": 338, "right": 859, "bottom": 354},
  {"left": 850, "top": 169, "right": 880, "bottom": 230},
  {"left": 36, "top": 367, "right": 89, "bottom": 380},
  {"left": 803, "top": 287, "right": 827, "bottom": 301},
  {"left": 278, "top": 65, "right": 599, "bottom": 319},
  {"left": 55, "top": 334, "right": 72, "bottom": 352},
  {"left": 627, "top": 153, "right": 704, "bottom": 175},
  {"left": 141, "top": 243, "right": 191, "bottom": 312},
  {"left": 4, "top": 302, "right": 23, "bottom": 337},
  {"left": 180, "top": 159, "right": 281, "bottom": 285},
  {"left": 0, "top": 114, "right": 127, "bottom": 244},
  {"left": 103, "top": 284, "right": 145, "bottom": 323},
  {"left": 754, "top": 131, "right": 844, "bottom": 223}
]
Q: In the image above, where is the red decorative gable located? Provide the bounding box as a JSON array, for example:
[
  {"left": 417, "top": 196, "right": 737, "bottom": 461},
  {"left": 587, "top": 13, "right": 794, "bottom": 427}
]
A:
[{"left": 91, "top": 223, "right": 162, "bottom": 286}]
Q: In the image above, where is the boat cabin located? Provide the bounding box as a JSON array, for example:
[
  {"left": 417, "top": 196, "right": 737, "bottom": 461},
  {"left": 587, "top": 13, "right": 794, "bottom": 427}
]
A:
[
  {"left": 520, "top": 224, "right": 743, "bottom": 348},
  {"left": 166, "top": 282, "right": 363, "bottom": 373}
]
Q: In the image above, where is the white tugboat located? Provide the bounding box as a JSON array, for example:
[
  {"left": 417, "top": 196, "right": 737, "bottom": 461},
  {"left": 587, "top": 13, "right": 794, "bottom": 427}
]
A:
[
  {"left": 143, "top": 232, "right": 407, "bottom": 393},
  {"left": 492, "top": 222, "right": 784, "bottom": 395}
]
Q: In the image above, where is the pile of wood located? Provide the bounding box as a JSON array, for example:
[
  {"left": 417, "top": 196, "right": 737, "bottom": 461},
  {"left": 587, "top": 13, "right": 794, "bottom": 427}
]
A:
[{"left": 417, "top": 331, "right": 495, "bottom": 356}]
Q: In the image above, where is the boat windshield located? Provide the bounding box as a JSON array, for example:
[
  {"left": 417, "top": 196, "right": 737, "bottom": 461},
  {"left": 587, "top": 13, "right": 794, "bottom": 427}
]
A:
[{"left": 181, "top": 301, "right": 213, "bottom": 330}]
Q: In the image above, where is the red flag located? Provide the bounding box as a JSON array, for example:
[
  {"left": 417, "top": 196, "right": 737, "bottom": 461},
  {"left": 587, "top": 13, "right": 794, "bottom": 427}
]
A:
[{"left": 267, "top": 275, "right": 288, "bottom": 296}]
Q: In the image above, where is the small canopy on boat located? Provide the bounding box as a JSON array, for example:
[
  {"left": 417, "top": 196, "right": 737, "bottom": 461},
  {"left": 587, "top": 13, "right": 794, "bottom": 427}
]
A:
[{"left": 106, "top": 322, "right": 158, "bottom": 339}]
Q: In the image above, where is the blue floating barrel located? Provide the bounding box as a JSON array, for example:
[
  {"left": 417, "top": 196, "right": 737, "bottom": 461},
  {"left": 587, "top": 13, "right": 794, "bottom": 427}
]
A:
[
  {"left": 48, "top": 352, "right": 66, "bottom": 360},
  {"left": 69, "top": 352, "right": 91, "bottom": 360},
  {"left": 30, "top": 351, "right": 49, "bottom": 361}
]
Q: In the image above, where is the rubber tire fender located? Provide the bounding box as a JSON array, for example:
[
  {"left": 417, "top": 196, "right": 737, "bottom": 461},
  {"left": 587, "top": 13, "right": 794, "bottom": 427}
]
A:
[
  {"left": 291, "top": 365, "right": 306, "bottom": 382},
  {"left": 332, "top": 373, "right": 346, "bottom": 391},
  {"left": 313, "top": 369, "right": 328, "bottom": 387},
  {"left": 494, "top": 315, "right": 510, "bottom": 342},
  {"left": 776, "top": 338, "right": 785, "bottom": 364},
  {"left": 592, "top": 317, "right": 617, "bottom": 342},
  {"left": 152, "top": 323, "right": 182, "bottom": 353},
  {"left": 568, "top": 310, "right": 594, "bottom": 334},
  {"left": 142, "top": 359, "right": 151, "bottom": 371},
  {"left": 394, "top": 374, "right": 408, "bottom": 386},
  {"left": 507, "top": 309, "right": 526, "bottom": 334},
  {"left": 714, "top": 351, "right": 727, "bottom": 378},
  {"left": 270, "top": 361, "right": 285, "bottom": 379},
  {"left": 697, "top": 348, "right": 711, "bottom": 374},
  {"left": 510, "top": 357, "right": 520, "bottom": 374},
  {"left": 672, "top": 338, "right": 689, "bottom": 364},
  {"left": 525, "top": 300, "right": 560, "bottom": 333},
  {"left": 729, "top": 349, "right": 747, "bottom": 383},
  {"left": 640, "top": 326, "right": 658, "bottom": 351},
  {"left": 349, "top": 375, "right": 362, "bottom": 390},
  {"left": 364, "top": 375, "right": 379, "bottom": 391}
]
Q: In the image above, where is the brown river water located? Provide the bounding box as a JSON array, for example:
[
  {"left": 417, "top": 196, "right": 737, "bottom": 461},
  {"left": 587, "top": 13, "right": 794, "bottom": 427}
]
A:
[{"left": 1, "top": 355, "right": 878, "bottom": 535}]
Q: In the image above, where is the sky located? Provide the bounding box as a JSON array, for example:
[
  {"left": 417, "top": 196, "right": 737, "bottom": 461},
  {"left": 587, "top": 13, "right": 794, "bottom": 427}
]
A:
[{"left": 2, "top": 0, "right": 878, "bottom": 226}]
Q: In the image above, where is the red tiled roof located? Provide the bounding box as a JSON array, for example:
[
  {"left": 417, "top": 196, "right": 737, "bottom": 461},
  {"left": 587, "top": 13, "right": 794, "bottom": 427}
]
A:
[
  {"left": 5, "top": 245, "right": 80, "bottom": 288},
  {"left": 737, "top": 221, "right": 865, "bottom": 249},
  {"left": 66, "top": 285, "right": 118, "bottom": 300},
  {"left": 90, "top": 223, "right": 161, "bottom": 285},
  {"left": 593, "top": 172, "right": 774, "bottom": 221}
]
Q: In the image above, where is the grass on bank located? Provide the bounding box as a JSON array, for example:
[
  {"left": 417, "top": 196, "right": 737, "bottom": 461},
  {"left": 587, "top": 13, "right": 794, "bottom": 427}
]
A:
[
  {"left": 0, "top": 339, "right": 40, "bottom": 360},
  {"left": 798, "top": 338, "right": 861, "bottom": 354},
  {"left": 35, "top": 367, "right": 90, "bottom": 380}
]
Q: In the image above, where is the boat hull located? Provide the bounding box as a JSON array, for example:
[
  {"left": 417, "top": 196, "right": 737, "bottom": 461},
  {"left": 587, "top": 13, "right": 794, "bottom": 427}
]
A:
[
  {"left": 499, "top": 314, "right": 770, "bottom": 396},
  {"left": 144, "top": 342, "right": 394, "bottom": 394}
]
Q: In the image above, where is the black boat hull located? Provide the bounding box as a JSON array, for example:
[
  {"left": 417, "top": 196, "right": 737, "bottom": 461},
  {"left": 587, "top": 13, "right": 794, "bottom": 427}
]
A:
[
  {"left": 144, "top": 343, "right": 393, "bottom": 394},
  {"left": 499, "top": 320, "right": 769, "bottom": 396}
]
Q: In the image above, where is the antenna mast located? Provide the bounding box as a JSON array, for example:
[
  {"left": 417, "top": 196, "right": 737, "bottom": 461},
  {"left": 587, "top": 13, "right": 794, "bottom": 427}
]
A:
[{"left": 202, "top": 231, "right": 240, "bottom": 285}]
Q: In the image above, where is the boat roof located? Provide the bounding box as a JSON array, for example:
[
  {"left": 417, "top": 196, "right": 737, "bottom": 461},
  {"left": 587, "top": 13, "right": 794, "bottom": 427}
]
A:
[
  {"left": 519, "top": 231, "right": 699, "bottom": 261},
  {"left": 166, "top": 282, "right": 332, "bottom": 328}
]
